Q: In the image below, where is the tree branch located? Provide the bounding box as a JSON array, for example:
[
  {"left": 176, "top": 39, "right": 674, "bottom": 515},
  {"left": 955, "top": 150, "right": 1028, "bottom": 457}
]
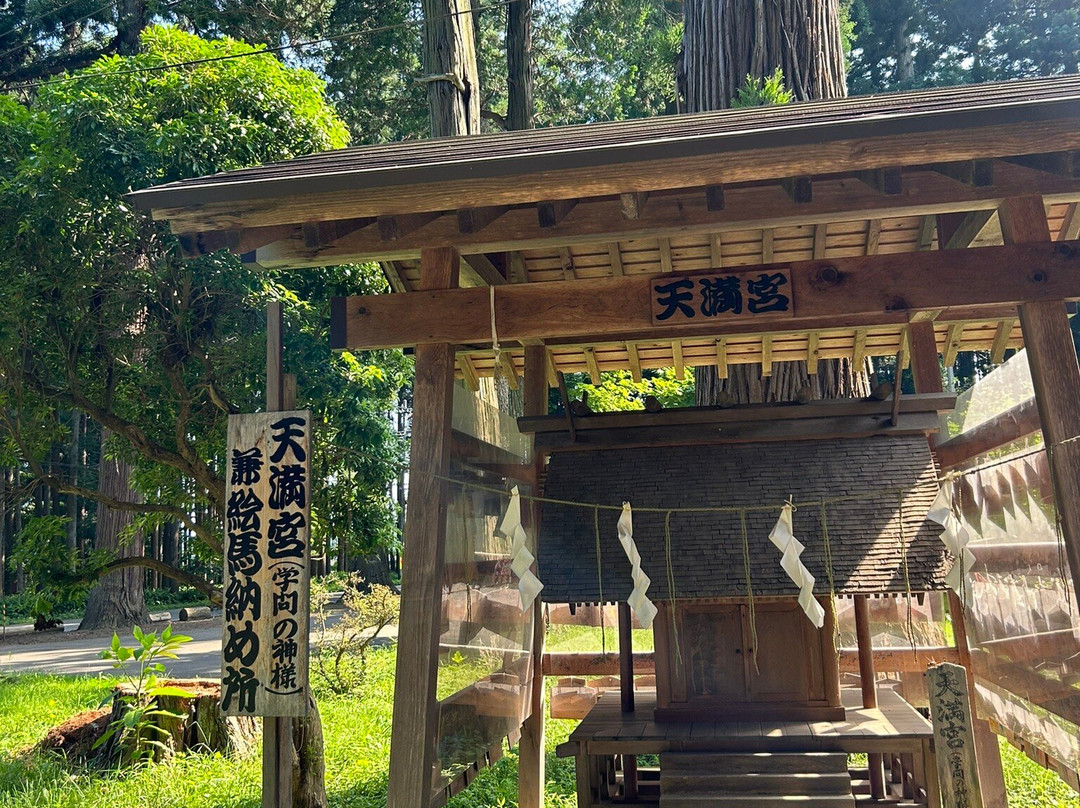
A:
[{"left": 97, "top": 557, "right": 222, "bottom": 605}]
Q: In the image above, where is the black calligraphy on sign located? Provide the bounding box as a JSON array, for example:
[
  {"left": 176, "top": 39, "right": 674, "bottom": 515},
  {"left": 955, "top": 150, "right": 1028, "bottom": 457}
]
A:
[
  {"left": 224, "top": 410, "right": 311, "bottom": 717},
  {"left": 650, "top": 270, "right": 793, "bottom": 326},
  {"left": 927, "top": 664, "right": 981, "bottom": 808}
]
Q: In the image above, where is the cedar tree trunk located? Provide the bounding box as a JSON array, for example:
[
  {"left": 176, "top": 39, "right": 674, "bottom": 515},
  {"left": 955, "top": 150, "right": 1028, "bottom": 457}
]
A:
[{"left": 682, "top": 0, "right": 869, "bottom": 404}]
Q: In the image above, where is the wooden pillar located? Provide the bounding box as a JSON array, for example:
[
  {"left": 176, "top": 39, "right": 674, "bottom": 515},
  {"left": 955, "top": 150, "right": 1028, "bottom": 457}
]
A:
[
  {"left": 263, "top": 301, "right": 294, "bottom": 808},
  {"left": 821, "top": 597, "right": 842, "bottom": 708},
  {"left": 518, "top": 344, "right": 547, "bottom": 808},
  {"left": 855, "top": 594, "right": 886, "bottom": 800},
  {"left": 950, "top": 591, "right": 1008, "bottom": 808},
  {"left": 908, "top": 320, "right": 942, "bottom": 395},
  {"left": 387, "top": 247, "right": 459, "bottom": 808},
  {"left": 617, "top": 601, "right": 635, "bottom": 713}
]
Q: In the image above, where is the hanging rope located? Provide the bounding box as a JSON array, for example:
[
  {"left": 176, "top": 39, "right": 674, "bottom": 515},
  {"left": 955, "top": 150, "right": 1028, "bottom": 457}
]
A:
[
  {"left": 593, "top": 505, "right": 606, "bottom": 656},
  {"left": 664, "top": 510, "right": 681, "bottom": 665},
  {"left": 898, "top": 489, "right": 917, "bottom": 659},
  {"left": 740, "top": 509, "right": 760, "bottom": 674},
  {"left": 820, "top": 499, "right": 841, "bottom": 659}
]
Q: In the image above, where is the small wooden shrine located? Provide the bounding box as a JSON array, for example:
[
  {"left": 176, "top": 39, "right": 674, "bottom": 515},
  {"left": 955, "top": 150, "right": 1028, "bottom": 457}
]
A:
[{"left": 131, "top": 75, "right": 1080, "bottom": 808}]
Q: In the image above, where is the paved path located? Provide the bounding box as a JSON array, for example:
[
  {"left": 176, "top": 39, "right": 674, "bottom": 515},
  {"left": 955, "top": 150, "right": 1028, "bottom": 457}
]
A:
[{"left": 0, "top": 616, "right": 398, "bottom": 679}]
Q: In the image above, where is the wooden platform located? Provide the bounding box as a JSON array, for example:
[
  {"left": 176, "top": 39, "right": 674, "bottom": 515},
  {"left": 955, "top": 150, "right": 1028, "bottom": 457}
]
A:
[{"left": 561, "top": 688, "right": 931, "bottom": 757}]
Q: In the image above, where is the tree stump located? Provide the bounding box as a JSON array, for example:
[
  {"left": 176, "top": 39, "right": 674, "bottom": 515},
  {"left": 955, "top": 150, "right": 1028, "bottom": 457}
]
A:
[{"left": 108, "top": 678, "right": 259, "bottom": 760}]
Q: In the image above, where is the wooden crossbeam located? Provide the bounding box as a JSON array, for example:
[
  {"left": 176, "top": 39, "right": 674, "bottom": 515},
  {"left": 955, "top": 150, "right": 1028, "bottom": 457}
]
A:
[
  {"left": 378, "top": 211, "right": 440, "bottom": 241},
  {"left": 331, "top": 241, "right": 1080, "bottom": 350},
  {"left": 937, "top": 209, "right": 995, "bottom": 249},
  {"left": 457, "top": 205, "right": 510, "bottom": 234},
  {"left": 1002, "top": 151, "right": 1080, "bottom": 179},
  {"left": 672, "top": 341, "right": 685, "bottom": 379},
  {"left": 538, "top": 198, "right": 578, "bottom": 228},
  {"left": 857, "top": 167, "right": 903, "bottom": 196},
  {"left": 302, "top": 217, "right": 373, "bottom": 249},
  {"left": 626, "top": 343, "right": 642, "bottom": 382},
  {"left": 177, "top": 223, "right": 297, "bottom": 258},
  {"left": 933, "top": 160, "right": 995, "bottom": 187},
  {"left": 250, "top": 163, "right": 1080, "bottom": 268},
  {"left": 715, "top": 337, "right": 728, "bottom": 379},
  {"left": 460, "top": 253, "right": 508, "bottom": 286},
  {"left": 782, "top": 176, "right": 813, "bottom": 204}
]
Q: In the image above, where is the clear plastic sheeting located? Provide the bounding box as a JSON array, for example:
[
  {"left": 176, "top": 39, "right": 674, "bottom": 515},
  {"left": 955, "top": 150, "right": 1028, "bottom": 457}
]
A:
[
  {"left": 943, "top": 350, "right": 1080, "bottom": 779},
  {"left": 433, "top": 384, "right": 536, "bottom": 796}
]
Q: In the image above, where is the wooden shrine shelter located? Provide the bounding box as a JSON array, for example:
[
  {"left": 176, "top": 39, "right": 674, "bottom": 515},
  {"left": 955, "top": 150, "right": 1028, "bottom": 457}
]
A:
[{"left": 131, "top": 75, "right": 1080, "bottom": 808}]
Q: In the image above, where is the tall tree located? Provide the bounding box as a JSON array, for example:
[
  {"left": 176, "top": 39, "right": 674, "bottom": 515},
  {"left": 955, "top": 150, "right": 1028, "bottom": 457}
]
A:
[
  {"left": 422, "top": 0, "right": 480, "bottom": 136},
  {"left": 683, "top": 0, "right": 868, "bottom": 404}
]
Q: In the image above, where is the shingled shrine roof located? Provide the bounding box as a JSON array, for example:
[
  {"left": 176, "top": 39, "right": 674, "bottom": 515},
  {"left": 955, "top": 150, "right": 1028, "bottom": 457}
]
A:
[{"left": 537, "top": 435, "right": 949, "bottom": 603}]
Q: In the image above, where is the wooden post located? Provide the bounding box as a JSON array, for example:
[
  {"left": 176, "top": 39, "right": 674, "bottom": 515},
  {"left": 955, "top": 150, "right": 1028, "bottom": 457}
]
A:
[
  {"left": 855, "top": 594, "right": 886, "bottom": 801},
  {"left": 950, "top": 591, "right": 1009, "bottom": 808},
  {"left": 908, "top": 321, "right": 942, "bottom": 395},
  {"left": 617, "top": 601, "right": 635, "bottom": 713},
  {"left": 387, "top": 247, "right": 459, "bottom": 808},
  {"left": 518, "top": 344, "right": 547, "bottom": 808},
  {"left": 263, "top": 301, "right": 294, "bottom": 808}
]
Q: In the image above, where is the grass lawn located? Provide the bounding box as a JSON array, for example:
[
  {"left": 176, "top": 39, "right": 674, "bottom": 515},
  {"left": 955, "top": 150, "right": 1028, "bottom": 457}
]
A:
[{"left": 1, "top": 648, "right": 1077, "bottom": 808}]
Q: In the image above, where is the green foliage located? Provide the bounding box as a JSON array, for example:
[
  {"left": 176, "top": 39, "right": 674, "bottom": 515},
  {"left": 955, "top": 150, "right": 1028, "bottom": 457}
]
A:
[
  {"left": 95, "top": 625, "right": 193, "bottom": 767},
  {"left": 561, "top": 368, "right": 695, "bottom": 413},
  {"left": 9, "top": 516, "right": 80, "bottom": 622},
  {"left": 731, "top": 68, "right": 795, "bottom": 108},
  {"left": 311, "top": 574, "right": 399, "bottom": 695}
]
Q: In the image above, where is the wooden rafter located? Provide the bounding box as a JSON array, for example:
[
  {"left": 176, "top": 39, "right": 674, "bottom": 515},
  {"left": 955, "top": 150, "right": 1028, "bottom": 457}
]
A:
[
  {"left": 626, "top": 343, "right": 642, "bottom": 382},
  {"left": 865, "top": 219, "right": 882, "bottom": 255},
  {"left": 608, "top": 243, "right": 624, "bottom": 276},
  {"left": 582, "top": 347, "right": 601, "bottom": 384},
  {"left": 715, "top": 338, "right": 728, "bottom": 379},
  {"left": 672, "top": 341, "right": 685, "bottom": 380}
]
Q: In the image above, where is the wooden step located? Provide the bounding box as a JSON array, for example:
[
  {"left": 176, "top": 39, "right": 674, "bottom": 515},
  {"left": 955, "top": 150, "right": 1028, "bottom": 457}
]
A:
[
  {"left": 661, "top": 752, "right": 849, "bottom": 775},
  {"left": 662, "top": 772, "right": 854, "bottom": 796},
  {"left": 660, "top": 796, "right": 855, "bottom": 808}
]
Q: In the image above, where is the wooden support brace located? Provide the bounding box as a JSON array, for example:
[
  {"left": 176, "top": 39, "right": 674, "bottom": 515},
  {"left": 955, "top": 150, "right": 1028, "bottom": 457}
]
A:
[
  {"left": 943, "top": 323, "right": 965, "bottom": 367},
  {"left": 916, "top": 215, "right": 937, "bottom": 250},
  {"left": 498, "top": 352, "right": 520, "bottom": 389},
  {"left": 302, "top": 217, "right": 373, "bottom": 249},
  {"left": 907, "top": 321, "right": 942, "bottom": 394},
  {"left": 760, "top": 335, "right": 773, "bottom": 377},
  {"left": 852, "top": 328, "right": 868, "bottom": 368},
  {"left": 857, "top": 166, "right": 903, "bottom": 196},
  {"left": 459, "top": 356, "right": 481, "bottom": 391},
  {"left": 378, "top": 211, "right": 441, "bottom": 241},
  {"left": 1002, "top": 151, "right": 1080, "bottom": 179},
  {"left": 709, "top": 232, "right": 723, "bottom": 266},
  {"left": 381, "top": 261, "right": 412, "bottom": 293},
  {"left": 705, "top": 184, "right": 726, "bottom": 211},
  {"left": 672, "top": 341, "right": 685, "bottom": 380},
  {"left": 626, "top": 343, "right": 642, "bottom": 382},
  {"left": 865, "top": 219, "right": 882, "bottom": 256},
  {"left": 608, "top": 243, "right": 624, "bottom": 276},
  {"left": 1060, "top": 202, "right": 1080, "bottom": 241},
  {"left": 813, "top": 222, "right": 828, "bottom": 259},
  {"left": 457, "top": 205, "right": 509, "bottom": 234},
  {"left": 538, "top": 198, "right": 578, "bottom": 228},
  {"left": 933, "top": 159, "right": 995, "bottom": 187},
  {"left": 461, "top": 253, "right": 508, "bottom": 286},
  {"left": 938, "top": 209, "right": 995, "bottom": 249},
  {"left": 583, "top": 347, "right": 601, "bottom": 385},
  {"left": 558, "top": 247, "right": 575, "bottom": 280},
  {"left": 806, "top": 332, "right": 820, "bottom": 375},
  {"left": 782, "top": 176, "right": 813, "bottom": 204},
  {"left": 507, "top": 251, "right": 529, "bottom": 283},
  {"left": 658, "top": 237, "right": 673, "bottom": 273},
  {"left": 714, "top": 338, "right": 728, "bottom": 379},
  {"left": 761, "top": 228, "right": 774, "bottom": 262},
  {"left": 991, "top": 318, "right": 1016, "bottom": 363}
]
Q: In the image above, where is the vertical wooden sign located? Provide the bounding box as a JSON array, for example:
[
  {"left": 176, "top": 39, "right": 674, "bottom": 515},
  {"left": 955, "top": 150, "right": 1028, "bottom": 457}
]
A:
[
  {"left": 222, "top": 410, "right": 312, "bottom": 717},
  {"left": 926, "top": 662, "right": 984, "bottom": 808}
]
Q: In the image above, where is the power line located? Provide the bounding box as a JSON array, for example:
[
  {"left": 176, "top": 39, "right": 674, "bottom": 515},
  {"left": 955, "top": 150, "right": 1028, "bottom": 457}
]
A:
[
  {"left": 3, "top": 0, "right": 524, "bottom": 92},
  {"left": 0, "top": 0, "right": 108, "bottom": 44},
  {"left": 0, "top": 0, "right": 116, "bottom": 66}
]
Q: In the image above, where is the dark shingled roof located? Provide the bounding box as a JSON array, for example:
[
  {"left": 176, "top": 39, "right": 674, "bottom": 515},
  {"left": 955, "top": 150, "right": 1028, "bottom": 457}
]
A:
[
  {"left": 129, "top": 75, "right": 1080, "bottom": 211},
  {"left": 537, "top": 436, "right": 950, "bottom": 603}
]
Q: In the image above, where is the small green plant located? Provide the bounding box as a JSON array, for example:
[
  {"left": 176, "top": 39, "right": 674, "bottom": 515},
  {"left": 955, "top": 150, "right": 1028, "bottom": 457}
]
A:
[
  {"left": 94, "top": 625, "right": 193, "bottom": 767},
  {"left": 732, "top": 67, "right": 795, "bottom": 108},
  {"left": 312, "top": 574, "right": 399, "bottom": 695}
]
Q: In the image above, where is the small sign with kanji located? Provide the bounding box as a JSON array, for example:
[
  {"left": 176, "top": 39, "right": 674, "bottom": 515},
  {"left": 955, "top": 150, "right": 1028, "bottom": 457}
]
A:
[
  {"left": 649, "top": 269, "right": 794, "bottom": 326},
  {"left": 222, "top": 410, "right": 312, "bottom": 717}
]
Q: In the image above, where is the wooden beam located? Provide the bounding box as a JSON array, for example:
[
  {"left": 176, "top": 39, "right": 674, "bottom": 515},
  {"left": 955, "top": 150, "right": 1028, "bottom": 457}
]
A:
[
  {"left": 857, "top": 167, "right": 903, "bottom": 196},
  {"left": 852, "top": 328, "right": 868, "bottom": 367},
  {"left": 460, "top": 253, "right": 508, "bottom": 286},
  {"left": 943, "top": 323, "right": 965, "bottom": 366},
  {"left": 760, "top": 335, "right": 773, "bottom": 376},
  {"left": 302, "top": 217, "right": 373, "bottom": 249},
  {"left": 331, "top": 241, "right": 1080, "bottom": 350},
  {"left": 935, "top": 398, "right": 1040, "bottom": 470},
  {"left": 715, "top": 338, "right": 728, "bottom": 379},
  {"left": 538, "top": 198, "right": 578, "bottom": 228},
  {"left": 672, "top": 341, "right": 685, "bottom": 380},
  {"left": 916, "top": 215, "right": 937, "bottom": 250},
  {"left": 249, "top": 163, "right": 1080, "bottom": 267},
  {"left": 865, "top": 219, "right": 882, "bottom": 255},
  {"left": 558, "top": 247, "right": 575, "bottom": 281},
  {"left": 177, "top": 224, "right": 298, "bottom": 258},
  {"left": 458, "top": 355, "right": 481, "bottom": 391},
  {"left": 937, "top": 209, "right": 995, "bottom": 249},
  {"left": 387, "top": 246, "right": 459, "bottom": 808},
  {"left": 583, "top": 347, "right": 601, "bottom": 384},
  {"left": 855, "top": 594, "right": 886, "bottom": 801},
  {"left": 507, "top": 251, "right": 529, "bottom": 283},
  {"left": 457, "top": 205, "right": 509, "bottom": 234},
  {"left": 608, "top": 243, "right": 624, "bottom": 276},
  {"left": 991, "top": 317, "right": 1016, "bottom": 363},
  {"left": 782, "top": 176, "right": 813, "bottom": 204},
  {"left": 806, "top": 331, "right": 820, "bottom": 374},
  {"left": 658, "top": 237, "right": 673, "bottom": 273},
  {"left": 709, "top": 232, "right": 723, "bottom": 266},
  {"left": 761, "top": 228, "right": 774, "bottom": 262},
  {"left": 626, "top": 343, "right": 642, "bottom": 382},
  {"left": 933, "top": 159, "right": 995, "bottom": 187},
  {"left": 1059, "top": 202, "right": 1080, "bottom": 241},
  {"left": 1003, "top": 195, "right": 1080, "bottom": 604},
  {"left": 619, "top": 192, "right": 648, "bottom": 219},
  {"left": 705, "top": 184, "right": 725, "bottom": 211},
  {"left": 381, "top": 261, "right": 412, "bottom": 293},
  {"left": 1002, "top": 150, "right": 1080, "bottom": 179},
  {"left": 617, "top": 602, "right": 634, "bottom": 713},
  {"left": 378, "top": 211, "right": 441, "bottom": 241},
  {"left": 498, "top": 351, "right": 520, "bottom": 389},
  {"left": 907, "top": 320, "right": 943, "bottom": 394},
  {"left": 813, "top": 222, "right": 828, "bottom": 259}
]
